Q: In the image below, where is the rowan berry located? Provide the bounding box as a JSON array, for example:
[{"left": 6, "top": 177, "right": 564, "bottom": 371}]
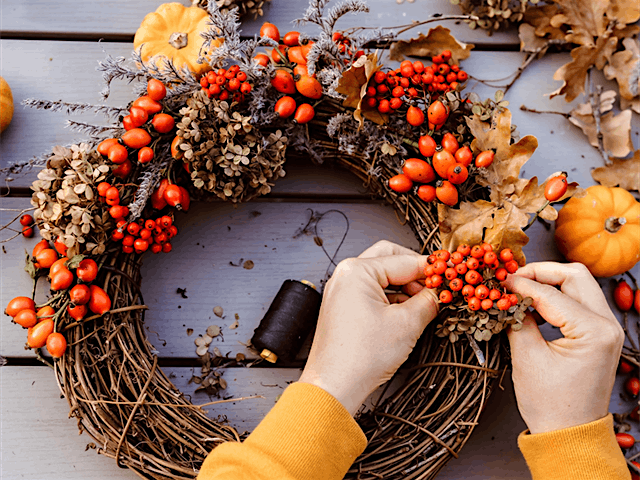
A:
[
  {"left": 445, "top": 268, "right": 458, "bottom": 281},
  {"left": 377, "top": 84, "right": 389, "bottom": 94},
  {"left": 499, "top": 248, "right": 513, "bottom": 262},
  {"left": 455, "top": 263, "right": 468, "bottom": 275},
  {"left": 127, "top": 223, "right": 141, "bottom": 236},
  {"left": 122, "top": 235, "right": 135, "bottom": 247},
  {"left": 421, "top": 72, "right": 434, "bottom": 84},
  {"left": 431, "top": 274, "right": 443, "bottom": 288},
  {"left": 425, "top": 277, "right": 433, "bottom": 289},
  {"left": 378, "top": 99, "right": 391, "bottom": 113},
  {"left": 122, "top": 245, "right": 134, "bottom": 254},
  {"left": 434, "top": 250, "right": 450, "bottom": 262},
  {"left": 470, "top": 245, "right": 484, "bottom": 258},
  {"left": 450, "top": 252, "right": 464, "bottom": 265},
  {"left": 112, "top": 230, "right": 124, "bottom": 241},
  {"left": 465, "top": 270, "right": 481, "bottom": 285},
  {"left": 466, "top": 257, "right": 480, "bottom": 270},
  {"left": 475, "top": 284, "right": 490, "bottom": 299},
  {"left": 456, "top": 244, "right": 471, "bottom": 256},
  {"left": 505, "top": 260, "right": 519, "bottom": 274},
  {"left": 509, "top": 294, "right": 519, "bottom": 306},
  {"left": 489, "top": 289, "right": 502, "bottom": 301},
  {"left": 483, "top": 251, "right": 497, "bottom": 264},
  {"left": 439, "top": 290, "right": 453, "bottom": 303},
  {"left": 468, "top": 297, "right": 481, "bottom": 311},
  {"left": 481, "top": 299, "right": 493, "bottom": 310},
  {"left": 162, "top": 242, "right": 172, "bottom": 253},
  {"left": 495, "top": 267, "right": 508, "bottom": 281},
  {"left": 427, "top": 254, "right": 437, "bottom": 264},
  {"left": 389, "top": 98, "right": 403, "bottom": 110},
  {"left": 374, "top": 71, "right": 387, "bottom": 83},
  {"left": 450, "top": 278, "right": 463, "bottom": 291},
  {"left": 433, "top": 260, "right": 447, "bottom": 275},
  {"left": 462, "top": 284, "right": 475, "bottom": 297},
  {"left": 424, "top": 264, "right": 435, "bottom": 277},
  {"left": 139, "top": 229, "right": 152, "bottom": 240},
  {"left": 413, "top": 61, "right": 424, "bottom": 73},
  {"left": 399, "top": 77, "right": 410, "bottom": 88},
  {"left": 497, "top": 298, "right": 511, "bottom": 311}
]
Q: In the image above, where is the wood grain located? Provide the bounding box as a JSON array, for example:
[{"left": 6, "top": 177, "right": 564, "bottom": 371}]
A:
[{"left": 0, "top": 0, "right": 519, "bottom": 44}]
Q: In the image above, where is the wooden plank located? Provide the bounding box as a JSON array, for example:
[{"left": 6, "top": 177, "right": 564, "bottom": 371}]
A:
[
  {"left": 1, "top": 39, "right": 628, "bottom": 192},
  {"left": 1, "top": 365, "right": 530, "bottom": 479},
  {"left": 0, "top": 366, "right": 139, "bottom": 480},
  {"left": 0, "top": 0, "right": 519, "bottom": 44}
]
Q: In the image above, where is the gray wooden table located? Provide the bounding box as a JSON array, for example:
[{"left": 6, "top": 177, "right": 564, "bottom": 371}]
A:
[{"left": 1, "top": 2, "right": 638, "bottom": 479}]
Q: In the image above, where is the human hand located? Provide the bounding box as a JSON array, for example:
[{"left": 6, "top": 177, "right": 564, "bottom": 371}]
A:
[
  {"left": 298, "top": 241, "right": 438, "bottom": 416},
  {"left": 503, "top": 262, "right": 624, "bottom": 434}
]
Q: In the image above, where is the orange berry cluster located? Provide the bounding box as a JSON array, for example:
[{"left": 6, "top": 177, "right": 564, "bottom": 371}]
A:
[
  {"left": 388, "top": 132, "right": 495, "bottom": 207},
  {"left": 199, "top": 65, "right": 252, "bottom": 102},
  {"left": 362, "top": 52, "right": 467, "bottom": 117},
  {"left": 5, "top": 240, "right": 113, "bottom": 357},
  {"left": 111, "top": 215, "right": 177, "bottom": 255},
  {"left": 96, "top": 79, "right": 174, "bottom": 180},
  {"left": 425, "top": 244, "right": 520, "bottom": 312}
]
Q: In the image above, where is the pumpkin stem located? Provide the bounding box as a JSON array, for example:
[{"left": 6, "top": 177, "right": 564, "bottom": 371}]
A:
[
  {"left": 169, "top": 32, "right": 188, "bottom": 50},
  {"left": 605, "top": 216, "right": 626, "bottom": 233}
]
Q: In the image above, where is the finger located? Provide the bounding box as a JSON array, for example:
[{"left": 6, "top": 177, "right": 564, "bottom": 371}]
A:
[
  {"left": 504, "top": 274, "right": 600, "bottom": 337},
  {"left": 393, "top": 287, "right": 439, "bottom": 330},
  {"left": 402, "top": 281, "right": 424, "bottom": 297},
  {"left": 358, "top": 240, "right": 420, "bottom": 259},
  {"left": 362, "top": 254, "right": 428, "bottom": 288},
  {"left": 508, "top": 262, "right": 613, "bottom": 321},
  {"left": 507, "top": 313, "right": 546, "bottom": 356},
  {"left": 387, "top": 293, "right": 411, "bottom": 304}
]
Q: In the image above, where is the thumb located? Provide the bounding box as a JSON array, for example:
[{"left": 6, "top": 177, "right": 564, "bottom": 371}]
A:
[
  {"left": 507, "top": 313, "right": 545, "bottom": 355},
  {"left": 394, "top": 287, "right": 439, "bottom": 330}
]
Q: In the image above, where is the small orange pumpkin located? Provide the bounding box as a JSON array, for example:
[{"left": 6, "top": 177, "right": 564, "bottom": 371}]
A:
[
  {"left": 555, "top": 185, "right": 640, "bottom": 277},
  {"left": 133, "top": 3, "right": 221, "bottom": 76},
  {"left": 0, "top": 76, "right": 14, "bottom": 133}
]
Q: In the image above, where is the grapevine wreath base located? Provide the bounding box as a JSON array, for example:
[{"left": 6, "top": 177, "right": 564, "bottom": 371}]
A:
[{"left": 3, "top": 1, "right": 586, "bottom": 478}]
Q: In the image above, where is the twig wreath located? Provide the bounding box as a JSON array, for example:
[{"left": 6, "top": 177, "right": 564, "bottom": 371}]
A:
[{"left": 2, "top": 1, "right": 585, "bottom": 478}]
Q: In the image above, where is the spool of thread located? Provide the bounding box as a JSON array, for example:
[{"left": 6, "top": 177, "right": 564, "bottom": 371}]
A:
[{"left": 251, "top": 279, "right": 322, "bottom": 363}]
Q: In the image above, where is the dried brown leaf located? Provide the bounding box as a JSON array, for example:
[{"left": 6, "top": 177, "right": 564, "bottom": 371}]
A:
[
  {"left": 549, "top": 35, "right": 618, "bottom": 102},
  {"left": 551, "top": 0, "right": 609, "bottom": 45},
  {"left": 466, "top": 109, "right": 538, "bottom": 186},
  {"left": 336, "top": 53, "right": 388, "bottom": 126},
  {"left": 592, "top": 150, "right": 640, "bottom": 191},
  {"left": 607, "top": 0, "right": 640, "bottom": 25},
  {"left": 603, "top": 37, "right": 640, "bottom": 100},
  {"left": 518, "top": 23, "right": 549, "bottom": 54},
  {"left": 569, "top": 107, "right": 633, "bottom": 158},
  {"left": 621, "top": 96, "right": 640, "bottom": 114},
  {"left": 388, "top": 26, "right": 474, "bottom": 63},
  {"left": 523, "top": 4, "right": 565, "bottom": 40}
]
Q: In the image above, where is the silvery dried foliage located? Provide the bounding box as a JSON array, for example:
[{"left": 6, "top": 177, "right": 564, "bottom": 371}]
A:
[
  {"left": 435, "top": 294, "right": 532, "bottom": 343},
  {"left": 177, "top": 91, "right": 288, "bottom": 203},
  {"left": 191, "top": 0, "right": 270, "bottom": 19},
  {"left": 30, "top": 144, "right": 112, "bottom": 257},
  {"left": 452, "top": 0, "right": 533, "bottom": 32}
]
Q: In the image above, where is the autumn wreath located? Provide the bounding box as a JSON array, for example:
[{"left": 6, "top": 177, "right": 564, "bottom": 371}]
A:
[{"left": 1, "top": 1, "right": 587, "bottom": 479}]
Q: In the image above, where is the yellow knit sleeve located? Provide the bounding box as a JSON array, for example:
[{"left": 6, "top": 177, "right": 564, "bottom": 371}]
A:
[
  {"left": 518, "top": 414, "right": 630, "bottom": 480},
  {"left": 197, "top": 382, "right": 368, "bottom": 480}
]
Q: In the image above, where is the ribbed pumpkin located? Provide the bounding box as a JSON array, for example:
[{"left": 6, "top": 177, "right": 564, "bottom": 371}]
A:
[
  {"left": 0, "top": 76, "right": 14, "bottom": 133},
  {"left": 555, "top": 185, "right": 640, "bottom": 277},
  {"left": 133, "top": 3, "right": 220, "bottom": 76}
]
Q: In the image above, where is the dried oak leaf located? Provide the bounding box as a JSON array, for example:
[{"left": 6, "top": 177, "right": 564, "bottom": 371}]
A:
[
  {"left": 550, "top": 0, "right": 609, "bottom": 46},
  {"left": 523, "top": 4, "right": 565, "bottom": 40},
  {"left": 549, "top": 35, "right": 618, "bottom": 102},
  {"left": 439, "top": 200, "right": 530, "bottom": 266},
  {"left": 466, "top": 109, "right": 538, "bottom": 187},
  {"left": 519, "top": 23, "right": 550, "bottom": 54},
  {"left": 603, "top": 37, "right": 640, "bottom": 100},
  {"left": 592, "top": 150, "right": 640, "bottom": 192},
  {"left": 607, "top": 0, "right": 640, "bottom": 25},
  {"left": 389, "top": 26, "right": 474, "bottom": 64},
  {"left": 336, "top": 53, "right": 387, "bottom": 126},
  {"left": 569, "top": 104, "right": 633, "bottom": 158}
]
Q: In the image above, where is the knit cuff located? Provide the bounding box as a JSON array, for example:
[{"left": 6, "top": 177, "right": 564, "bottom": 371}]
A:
[
  {"left": 518, "top": 414, "right": 630, "bottom": 480},
  {"left": 245, "top": 382, "right": 368, "bottom": 480}
]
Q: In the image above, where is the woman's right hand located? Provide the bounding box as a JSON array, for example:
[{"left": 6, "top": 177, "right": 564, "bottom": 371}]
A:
[{"left": 503, "top": 262, "right": 625, "bottom": 435}]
